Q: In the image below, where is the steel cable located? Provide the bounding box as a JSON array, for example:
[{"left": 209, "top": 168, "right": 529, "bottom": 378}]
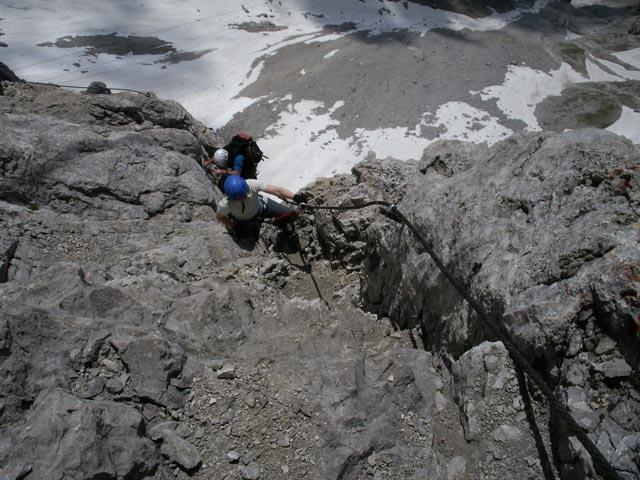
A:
[{"left": 299, "top": 200, "right": 624, "bottom": 480}]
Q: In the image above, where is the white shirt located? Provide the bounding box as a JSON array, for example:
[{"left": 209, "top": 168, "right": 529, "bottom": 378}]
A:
[{"left": 217, "top": 179, "right": 267, "bottom": 220}]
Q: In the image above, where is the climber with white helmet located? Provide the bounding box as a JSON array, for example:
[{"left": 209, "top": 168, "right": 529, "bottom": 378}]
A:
[
  {"left": 212, "top": 148, "right": 229, "bottom": 169},
  {"left": 204, "top": 133, "right": 265, "bottom": 193},
  {"left": 204, "top": 148, "right": 233, "bottom": 174}
]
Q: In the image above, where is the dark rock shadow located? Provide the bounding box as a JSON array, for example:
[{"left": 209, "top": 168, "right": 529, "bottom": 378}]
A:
[
  {"left": 53, "top": 33, "right": 176, "bottom": 56},
  {"left": 515, "top": 365, "right": 558, "bottom": 480},
  {"left": 229, "top": 233, "right": 260, "bottom": 252}
]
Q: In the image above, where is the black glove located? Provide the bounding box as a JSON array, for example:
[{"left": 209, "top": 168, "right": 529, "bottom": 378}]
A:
[{"left": 293, "top": 192, "right": 308, "bottom": 204}]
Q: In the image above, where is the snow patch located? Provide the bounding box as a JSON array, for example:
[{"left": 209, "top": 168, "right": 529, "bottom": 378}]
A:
[
  {"left": 323, "top": 49, "right": 339, "bottom": 60},
  {"left": 474, "top": 63, "right": 586, "bottom": 130},
  {"left": 424, "top": 102, "right": 512, "bottom": 144},
  {"left": 613, "top": 46, "right": 640, "bottom": 70},
  {"left": 607, "top": 106, "right": 640, "bottom": 145}
]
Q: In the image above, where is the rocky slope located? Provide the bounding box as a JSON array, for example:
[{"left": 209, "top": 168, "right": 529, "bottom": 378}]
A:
[{"left": 0, "top": 80, "right": 638, "bottom": 480}]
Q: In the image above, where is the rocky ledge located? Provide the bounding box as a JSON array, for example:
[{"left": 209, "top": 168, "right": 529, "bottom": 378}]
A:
[{"left": 0, "top": 80, "right": 638, "bottom": 480}]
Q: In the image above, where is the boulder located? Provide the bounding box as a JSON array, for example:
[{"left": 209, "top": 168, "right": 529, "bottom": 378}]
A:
[
  {"left": 0, "top": 62, "right": 21, "bottom": 82},
  {"left": 111, "top": 333, "right": 186, "bottom": 409},
  {"left": 85, "top": 81, "right": 112, "bottom": 95},
  {"left": 159, "top": 430, "right": 201, "bottom": 470},
  {"left": 0, "top": 389, "right": 158, "bottom": 479}
]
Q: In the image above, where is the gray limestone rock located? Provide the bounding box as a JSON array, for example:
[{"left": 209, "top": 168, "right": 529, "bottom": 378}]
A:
[
  {"left": 227, "top": 450, "right": 241, "bottom": 463},
  {"left": 148, "top": 421, "right": 178, "bottom": 442},
  {"left": 449, "top": 339, "right": 545, "bottom": 478},
  {"left": 240, "top": 462, "right": 261, "bottom": 480},
  {"left": 217, "top": 365, "right": 237, "bottom": 379},
  {"left": 595, "top": 336, "right": 617, "bottom": 355},
  {"left": 1, "top": 389, "right": 158, "bottom": 479},
  {"left": 2, "top": 66, "right": 639, "bottom": 480},
  {"left": 0, "top": 62, "right": 21, "bottom": 82},
  {"left": 310, "top": 127, "right": 639, "bottom": 477},
  {"left": 594, "top": 359, "right": 633, "bottom": 379},
  {"left": 85, "top": 81, "right": 112, "bottom": 95},
  {"left": 105, "top": 378, "right": 124, "bottom": 394},
  {"left": 446, "top": 456, "right": 468, "bottom": 480},
  {"left": 492, "top": 424, "right": 523, "bottom": 443},
  {"left": 79, "top": 377, "right": 105, "bottom": 399},
  {"left": 81, "top": 329, "right": 110, "bottom": 364},
  {"left": 111, "top": 333, "right": 186, "bottom": 408},
  {"left": 160, "top": 430, "right": 201, "bottom": 470}
]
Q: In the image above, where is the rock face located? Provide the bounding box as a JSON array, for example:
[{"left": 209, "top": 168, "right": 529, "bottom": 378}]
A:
[
  {"left": 380, "top": 129, "right": 638, "bottom": 366},
  {"left": 1, "top": 81, "right": 639, "bottom": 480},
  {"left": 0, "top": 62, "right": 21, "bottom": 83},
  {"left": 8, "top": 389, "right": 159, "bottom": 479},
  {"left": 310, "top": 130, "right": 640, "bottom": 479}
]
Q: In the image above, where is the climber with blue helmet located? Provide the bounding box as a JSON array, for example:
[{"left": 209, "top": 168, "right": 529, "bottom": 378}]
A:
[{"left": 215, "top": 175, "right": 307, "bottom": 239}]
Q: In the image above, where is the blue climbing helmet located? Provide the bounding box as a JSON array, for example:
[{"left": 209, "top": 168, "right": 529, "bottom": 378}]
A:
[{"left": 224, "top": 175, "right": 249, "bottom": 200}]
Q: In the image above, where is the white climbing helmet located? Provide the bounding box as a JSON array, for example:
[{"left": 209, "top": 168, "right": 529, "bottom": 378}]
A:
[{"left": 213, "top": 148, "right": 229, "bottom": 168}]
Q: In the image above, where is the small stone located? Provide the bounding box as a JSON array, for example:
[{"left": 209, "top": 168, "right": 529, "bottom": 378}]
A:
[
  {"left": 220, "top": 410, "right": 234, "bottom": 426},
  {"left": 435, "top": 391, "right": 447, "bottom": 412},
  {"left": 491, "top": 425, "right": 522, "bottom": 443},
  {"left": 291, "top": 399, "right": 302, "bottom": 414},
  {"left": 525, "top": 456, "right": 540, "bottom": 468},
  {"left": 512, "top": 397, "right": 523, "bottom": 411},
  {"left": 277, "top": 433, "right": 290, "bottom": 448},
  {"left": 209, "top": 397, "right": 218, "bottom": 405},
  {"left": 101, "top": 358, "right": 120, "bottom": 373},
  {"left": 594, "top": 359, "right": 632, "bottom": 379},
  {"left": 195, "top": 428, "right": 205, "bottom": 439},
  {"left": 210, "top": 359, "right": 224, "bottom": 371},
  {"left": 175, "top": 424, "right": 191, "bottom": 439},
  {"left": 565, "top": 387, "right": 600, "bottom": 431},
  {"left": 447, "top": 456, "right": 468, "bottom": 480},
  {"left": 160, "top": 430, "right": 201, "bottom": 470},
  {"left": 240, "top": 462, "right": 260, "bottom": 480},
  {"left": 241, "top": 452, "right": 253, "bottom": 466},
  {"left": 595, "top": 336, "right": 616, "bottom": 355},
  {"left": 227, "top": 450, "right": 241, "bottom": 463},
  {"left": 300, "top": 404, "right": 312, "bottom": 418},
  {"left": 245, "top": 396, "right": 256, "bottom": 408},
  {"left": 217, "top": 365, "right": 237, "bottom": 379},
  {"left": 105, "top": 378, "right": 124, "bottom": 394},
  {"left": 80, "top": 377, "right": 105, "bottom": 399},
  {"left": 257, "top": 396, "right": 268, "bottom": 408},
  {"left": 81, "top": 329, "right": 110, "bottom": 364},
  {"left": 281, "top": 464, "right": 290, "bottom": 474},
  {"left": 85, "top": 81, "right": 111, "bottom": 94},
  {"left": 565, "top": 361, "right": 588, "bottom": 387},
  {"left": 149, "top": 421, "right": 178, "bottom": 441},
  {"left": 567, "top": 333, "right": 583, "bottom": 357}
]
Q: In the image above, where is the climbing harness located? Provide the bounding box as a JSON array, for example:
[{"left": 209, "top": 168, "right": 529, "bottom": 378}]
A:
[{"left": 297, "top": 200, "right": 624, "bottom": 480}]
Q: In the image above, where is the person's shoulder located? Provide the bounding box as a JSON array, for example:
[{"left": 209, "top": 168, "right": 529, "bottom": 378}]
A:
[{"left": 247, "top": 179, "right": 266, "bottom": 190}]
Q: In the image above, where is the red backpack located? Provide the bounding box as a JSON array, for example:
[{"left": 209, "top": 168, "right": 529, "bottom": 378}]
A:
[{"left": 223, "top": 133, "right": 264, "bottom": 179}]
